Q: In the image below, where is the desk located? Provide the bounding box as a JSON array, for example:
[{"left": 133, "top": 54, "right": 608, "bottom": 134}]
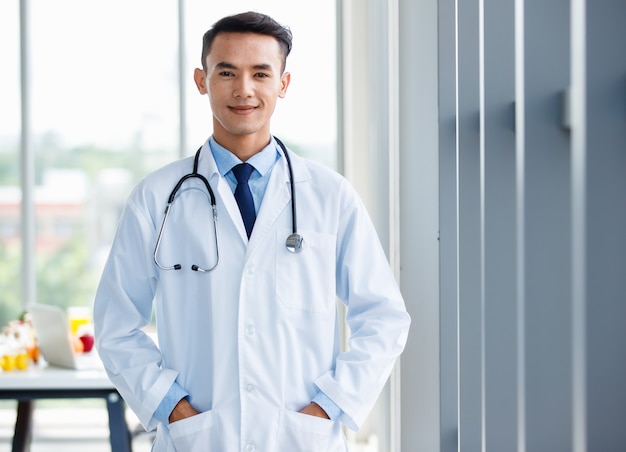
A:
[{"left": 0, "top": 364, "right": 131, "bottom": 452}]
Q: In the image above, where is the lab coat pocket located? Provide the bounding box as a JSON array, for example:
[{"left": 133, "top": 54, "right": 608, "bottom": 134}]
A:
[
  {"left": 277, "top": 410, "right": 345, "bottom": 452},
  {"left": 276, "top": 229, "right": 336, "bottom": 313},
  {"left": 168, "top": 410, "right": 221, "bottom": 451}
]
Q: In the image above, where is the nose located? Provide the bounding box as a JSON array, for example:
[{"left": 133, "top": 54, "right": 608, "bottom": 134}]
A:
[{"left": 233, "top": 76, "right": 254, "bottom": 98}]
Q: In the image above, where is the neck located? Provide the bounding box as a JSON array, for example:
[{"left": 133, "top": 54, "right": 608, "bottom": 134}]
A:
[{"left": 212, "top": 131, "right": 272, "bottom": 162}]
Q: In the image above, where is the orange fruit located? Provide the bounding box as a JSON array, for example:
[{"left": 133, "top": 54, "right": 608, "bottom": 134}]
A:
[
  {"left": 71, "top": 335, "right": 84, "bottom": 354},
  {"left": 28, "top": 346, "right": 39, "bottom": 363}
]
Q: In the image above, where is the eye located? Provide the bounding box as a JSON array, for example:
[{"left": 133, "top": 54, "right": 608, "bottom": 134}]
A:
[
  {"left": 218, "top": 71, "right": 234, "bottom": 77},
  {"left": 254, "top": 72, "right": 270, "bottom": 78}
]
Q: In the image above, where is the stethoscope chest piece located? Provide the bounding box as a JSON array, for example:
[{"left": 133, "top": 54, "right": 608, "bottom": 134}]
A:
[{"left": 285, "top": 233, "right": 304, "bottom": 253}]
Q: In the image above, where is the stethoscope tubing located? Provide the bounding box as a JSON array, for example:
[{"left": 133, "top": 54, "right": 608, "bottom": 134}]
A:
[
  {"left": 153, "top": 136, "right": 301, "bottom": 272},
  {"left": 280, "top": 139, "right": 298, "bottom": 235}
]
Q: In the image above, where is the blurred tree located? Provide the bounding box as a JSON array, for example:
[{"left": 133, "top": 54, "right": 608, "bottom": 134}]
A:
[
  {"left": 36, "top": 232, "right": 98, "bottom": 312},
  {"left": 0, "top": 150, "right": 19, "bottom": 186}
]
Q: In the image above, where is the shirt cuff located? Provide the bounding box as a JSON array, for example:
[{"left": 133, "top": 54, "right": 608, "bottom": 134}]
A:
[
  {"left": 312, "top": 391, "right": 342, "bottom": 421},
  {"left": 153, "top": 381, "right": 189, "bottom": 424}
]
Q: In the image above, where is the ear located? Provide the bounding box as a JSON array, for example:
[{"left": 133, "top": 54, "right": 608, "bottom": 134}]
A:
[
  {"left": 278, "top": 72, "right": 291, "bottom": 98},
  {"left": 194, "top": 68, "right": 208, "bottom": 95}
]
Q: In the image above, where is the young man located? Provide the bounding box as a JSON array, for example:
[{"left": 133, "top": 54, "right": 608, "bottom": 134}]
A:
[{"left": 94, "top": 11, "right": 410, "bottom": 451}]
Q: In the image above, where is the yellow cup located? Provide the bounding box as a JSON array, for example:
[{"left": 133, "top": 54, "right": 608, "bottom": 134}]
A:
[{"left": 68, "top": 307, "right": 92, "bottom": 336}]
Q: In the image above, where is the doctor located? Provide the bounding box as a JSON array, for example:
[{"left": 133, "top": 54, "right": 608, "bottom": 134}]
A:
[{"left": 94, "top": 11, "right": 410, "bottom": 452}]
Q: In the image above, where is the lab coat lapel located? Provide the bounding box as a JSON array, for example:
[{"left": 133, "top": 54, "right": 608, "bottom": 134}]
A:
[
  {"left": 215, "top": 175, "right": 250, "bottom": 244},
  {"left": 197, "top": 142, "right": 250, "bottom": 244},
  {"left": 245, "top": 157, "right": 291, "bottom": 257}
]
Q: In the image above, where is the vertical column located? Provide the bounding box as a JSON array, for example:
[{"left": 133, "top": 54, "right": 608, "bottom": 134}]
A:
[
  {"left": 481, "top": 0, "right": 518, "bottom": 450},
  {"left": 398, "top": 0, "right": 441, "bottom": 450},
  {"left": 363, "top": 0, "right": 391, "bottom": 242},
  {"left": 437, "top": 0, "right": 459, "bottom": 451},
  {"left": 571, "top": 1, "right": 626, "bottom": 450},
  {"left": 517, "top": 1, "right": 573, "bottom": 450},
  {"left": 19, "top": 0, "right": 36, "bottom": 307},
  {"left": 177, "top": 0, "right": 187, "bottom": 158},
  {"left": 361, "top": 0, "right": 393, "bottom": 449},
  {"left": 456, "top": 0, "right": 482, "bottom": 450},
  {"left": 569, "top": 3, "right": 586, "bottom": 450}
]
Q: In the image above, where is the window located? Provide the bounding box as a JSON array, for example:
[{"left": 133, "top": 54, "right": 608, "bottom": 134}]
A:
[
  {"left": 0, "top": 0, "right": 22, "bottom": 323},
  {"left": 0, "top": 0, "right": 336, "bottom": 327}
]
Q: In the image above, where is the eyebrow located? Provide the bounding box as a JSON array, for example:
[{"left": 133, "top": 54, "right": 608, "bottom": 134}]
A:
[{"left": 214, "top": 61, "right": 274, "bottom": 71}]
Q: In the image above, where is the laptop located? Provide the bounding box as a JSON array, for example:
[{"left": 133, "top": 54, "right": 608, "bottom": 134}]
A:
[{"left": 28, "top": 303, "right": 103, "bottom": 370}]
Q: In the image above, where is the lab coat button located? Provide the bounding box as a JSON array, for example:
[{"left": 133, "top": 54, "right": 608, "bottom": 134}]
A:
[
  {"left": 246, "top": 326, "right": 256, "bottom": 336},
  {"left": 245, "top": 444, "right": 256, "bottom": 452},
  {"left": 246, "top": 383, "right": 254, "bottom": 392},
  {"left": 245, "top": 266, "right": 256, "bottom": 277}
]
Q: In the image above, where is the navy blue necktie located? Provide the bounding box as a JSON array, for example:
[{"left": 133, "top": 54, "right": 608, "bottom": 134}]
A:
[{"left": 232, "top": 163, "right": 256, "bottom": 238}]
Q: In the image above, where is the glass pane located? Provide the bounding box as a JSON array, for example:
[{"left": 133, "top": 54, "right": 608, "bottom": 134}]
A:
[
  {"left": 29, "top": 0, "right": 179, "bottom": 315},
  {"left": 0, "top": 1, "right": 22, "bottom": 326},
  {"left": 185, "top": 2, "right": 337, "bottom": 169}
]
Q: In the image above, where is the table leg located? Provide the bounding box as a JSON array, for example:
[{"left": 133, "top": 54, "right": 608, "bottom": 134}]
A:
[
  {"left": 106, "top": 391, "right": 132, "bottom": 452},
  {"left": 12, "top": 400, "right": 34, "bottom": 452}
]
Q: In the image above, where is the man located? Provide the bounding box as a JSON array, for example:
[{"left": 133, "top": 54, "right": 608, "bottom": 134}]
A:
[{"left": 94, "top": 11, "right": 410, "bottom": 451}]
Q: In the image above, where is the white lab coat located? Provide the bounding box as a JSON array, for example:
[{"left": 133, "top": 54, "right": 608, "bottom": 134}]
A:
[{"left": 94, "top": 140, "right": 410, "bottom": 452}]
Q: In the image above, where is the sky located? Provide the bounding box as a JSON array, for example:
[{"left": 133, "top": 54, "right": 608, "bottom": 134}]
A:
[{"left": 0, "top": 0, "right": 337, "bottom": 153}]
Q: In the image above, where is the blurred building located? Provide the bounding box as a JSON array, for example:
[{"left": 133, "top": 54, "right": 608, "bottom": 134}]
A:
[{"left": 0, "top": 169, "right": 131, "bottom": 257}]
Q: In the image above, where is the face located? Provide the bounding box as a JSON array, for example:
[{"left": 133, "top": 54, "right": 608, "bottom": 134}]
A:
[{"left": 194, "top": 32, "right": 290, "bottom": 149}]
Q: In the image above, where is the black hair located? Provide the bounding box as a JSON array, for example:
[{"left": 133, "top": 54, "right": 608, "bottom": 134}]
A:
[{"left": 201, "top": 11, "right": 293, "bottom": 73}]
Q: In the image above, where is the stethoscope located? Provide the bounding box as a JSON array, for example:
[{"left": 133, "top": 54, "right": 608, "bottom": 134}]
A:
[{"left": 153, "top": 136, "right": 304, "bottom": 272}]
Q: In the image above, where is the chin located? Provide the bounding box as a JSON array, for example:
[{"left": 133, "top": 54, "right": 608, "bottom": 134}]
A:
[{"left": 223, "top": 123, "right": 265, "bottom": 137}]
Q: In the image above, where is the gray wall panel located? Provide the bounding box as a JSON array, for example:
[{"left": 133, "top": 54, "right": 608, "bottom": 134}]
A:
[
  {"left": 457, "top": 0, "right": 482, "bottom": 450},
  {"left": 520, "top": 0, "right": 573, "bottom": 448},
  {"left": 438, "top": 1, "right": 459, "bottom": 451},
  {"left": 482, "top": 0, "right": 518, "bottom": 450},
  {"left": 395, "top": 0, "right": 626, "bottom": 449},
  {"left": 584, "top": 2, "right": 626, "bottom": 449}
]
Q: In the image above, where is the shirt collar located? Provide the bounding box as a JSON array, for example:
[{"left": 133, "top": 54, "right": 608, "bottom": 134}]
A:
[{"left": 209, "top": 136, "right": 281, "bottom": 177}]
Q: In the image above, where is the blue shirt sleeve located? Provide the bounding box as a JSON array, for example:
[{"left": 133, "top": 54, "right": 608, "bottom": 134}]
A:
[
  {"left": 153, "top": 381, "right": 189, "bottom": 424},
  {"left": 312, "top": 391, "right": 343, "bottom": 421}
]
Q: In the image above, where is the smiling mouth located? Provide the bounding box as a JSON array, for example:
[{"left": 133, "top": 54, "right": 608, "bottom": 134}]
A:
[{"left": 229, "top": 106, "right": 257, "bottom": 114}]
